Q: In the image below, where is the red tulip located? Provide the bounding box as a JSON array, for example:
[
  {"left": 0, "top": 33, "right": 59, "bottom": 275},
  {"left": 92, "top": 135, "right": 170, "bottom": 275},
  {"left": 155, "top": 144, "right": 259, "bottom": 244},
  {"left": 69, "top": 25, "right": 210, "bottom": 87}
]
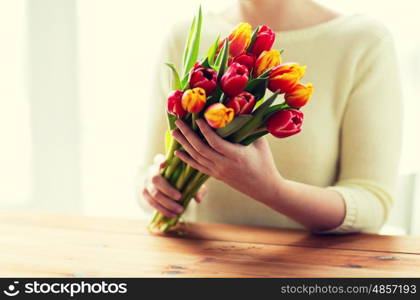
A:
[
  {"left": 167, "top": 90, "right": 187, "bottom": 118},
  {"left": 266, "top": 109, "right": 304, "bottom": 138},
  {"left": 249, "top": 25, "right": 275, "bottom": 57},
  {"left": 231, "top": 53, "right": 256, "bottom": 72},
  {"left": 189, "top": 64, "right": 217, "bottom": 95},
  {"left": 226, "top": 92, "right": 256, "bottom": 115},
  {"left": 220, "top": 62, "right": 249, "bottom": 97}
]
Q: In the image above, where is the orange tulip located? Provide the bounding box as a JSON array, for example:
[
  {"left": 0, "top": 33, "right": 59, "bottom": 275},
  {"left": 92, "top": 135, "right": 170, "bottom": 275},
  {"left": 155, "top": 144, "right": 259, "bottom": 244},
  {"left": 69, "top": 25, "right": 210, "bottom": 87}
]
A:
[
  {"left": 204, "top": 103, "right": 235, "bottom": 128},
  {"left": 268, "top": 63, "right": 306, "bottom": 94},
  {"left": 285, "top": 83, "right": 314, "bottom": 108},
  {"left": 181, "top": 88, "right": 206, "bottom": 113},
  {"left": 254, "top": 50, "right": 282, "bottom": 77},
  {"left": 228, "top": 23, "right": 252, "bottom": 57}
]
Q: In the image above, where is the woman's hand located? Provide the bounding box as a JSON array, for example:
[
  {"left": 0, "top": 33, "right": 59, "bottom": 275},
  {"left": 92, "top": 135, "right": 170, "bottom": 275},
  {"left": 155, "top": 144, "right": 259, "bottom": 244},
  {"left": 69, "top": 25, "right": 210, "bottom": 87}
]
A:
[
  {"left": 169, "top": 119, "right": 346, "bottom": 232},
  {"left": 141, "top": 154, "right": 207, "bottom": 218},
  {"left": 172, "top": 119, "right": 284, "bottom": 204}
]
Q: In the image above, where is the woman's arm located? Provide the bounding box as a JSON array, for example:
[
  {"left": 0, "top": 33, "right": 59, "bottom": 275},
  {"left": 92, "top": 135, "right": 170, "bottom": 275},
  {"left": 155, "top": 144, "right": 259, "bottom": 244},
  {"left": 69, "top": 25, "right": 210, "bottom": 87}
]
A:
[
  {"left": 172, "top": 119, "right": 345, "bottom": 232},
  {"left": 171, "top": 30, "right": 402, "bottom": 234}
]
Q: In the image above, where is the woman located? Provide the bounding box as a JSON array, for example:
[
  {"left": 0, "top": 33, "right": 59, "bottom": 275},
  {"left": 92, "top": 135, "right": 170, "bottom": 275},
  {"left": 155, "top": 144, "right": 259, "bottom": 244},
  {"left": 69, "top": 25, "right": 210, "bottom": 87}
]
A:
[{"left": 139, "top": 0, "right": 402, "bottom": 233}]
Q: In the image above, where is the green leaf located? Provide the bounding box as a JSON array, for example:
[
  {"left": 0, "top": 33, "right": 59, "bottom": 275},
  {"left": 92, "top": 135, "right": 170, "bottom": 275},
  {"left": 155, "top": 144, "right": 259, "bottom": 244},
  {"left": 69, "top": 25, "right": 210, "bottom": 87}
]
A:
[
  {"left": 164, "top": 62, "right": 181, "bottom": 90},
  {"left": 213, "top": 40, "right": 225, "bottom": 70},
  {"left": 206, "top": 36, "right": 220, "bottom": 66},
  {"left": 245, "top": 79, "right": 267, "bottom": 101},
  {"left": 263, "top": 103, "right": 289, "bottom": 121},
  {"left": 200, "top": 57, "right": 211, "bottom": 68},
  {"left": 167, "top": 112, "right": 177, "bottom": 131},
  {"left": 181, "top": 73, "right": 190, "bottom": 90},
  {"left": 182, "top": 6, "right": 203, "bottom": 78},
  {"left": 216, "top": 115, "right": 253, "bottom": 138},
  {"left": 240, "top": 130, "right": 269, "bottom": 146},
  {"left": 253, "top": 99, "right": 263, "bottom": 111},
  {"left": 182, "top": 17, "right": 196, "bottom": 69},
  {"left": 247, "top": 25, "right": 260, "bottom": 53},
  {"left": 214, "top": 40, "right": 229, "bottom": 78},
  {"left": 216, "top": 41, "right": 230, "bottom": 82},
  {"left": 259, "top": 68, "right": 274, "bottom": 79},
  {"left": 205, "top": 87, "right": 222, "bottom": 106},
  {"left": 229, "top": 91, "right": 279, "bottom": 143},
  {"left": 219, "top": 93, "right": 228, "bottom": 104},
  {"left": 245, "top": 67, "right": 272, "bottom": 92},
  {"left": 253, "top": 91, "right": 280, "bottom": 115},
  {"left": 165, "top": 129, "right": 172, "bottom": 153}
]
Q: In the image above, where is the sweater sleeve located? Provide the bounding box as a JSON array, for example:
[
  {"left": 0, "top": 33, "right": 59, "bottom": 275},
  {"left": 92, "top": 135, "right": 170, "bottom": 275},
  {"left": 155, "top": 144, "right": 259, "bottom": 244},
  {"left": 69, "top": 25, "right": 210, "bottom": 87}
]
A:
[
  {"left": 320, "top": 33, "right": 403, "bottom": 234},
  {"left": 136, "top": 28, "right": 184, "bottom": 214}
]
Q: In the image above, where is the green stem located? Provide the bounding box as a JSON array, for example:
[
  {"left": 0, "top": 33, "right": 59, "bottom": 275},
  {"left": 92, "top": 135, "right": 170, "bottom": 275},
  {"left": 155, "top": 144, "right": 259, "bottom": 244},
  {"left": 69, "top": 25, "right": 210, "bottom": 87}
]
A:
[
  {"left": 192, "top": 113, "right": 198, "bottom": 131},
  {"left": 252, "top": 127, "right": 267, "bottom": 134},
  {"left": 161, "top": 173, "right": 209, "bottom": 232},
  {"left": 165, "top": 138, "right": 179, "bottom": 162},
  {"left": 229, "top": 118, "right": 259, "bottom": 143},
  {"left": 149, "top": 171, "right": 209, "bottom": 233},
  {"left": 175, "top": 165, "right": 195, "bottom": 190},
  {"left": 163, "top": 156, "right": 181, "bottom": 179}
]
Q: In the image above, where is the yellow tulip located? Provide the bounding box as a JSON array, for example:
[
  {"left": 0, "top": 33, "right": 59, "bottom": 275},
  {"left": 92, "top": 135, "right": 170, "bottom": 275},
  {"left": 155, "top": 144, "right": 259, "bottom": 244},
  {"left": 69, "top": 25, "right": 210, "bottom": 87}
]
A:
[
  {"left": 285, "top": 83, "right": 314, "bottom": 108},
  {"left": 181, "top": 88, "right": 206, "bottom": 113},
  {"left": 228, "top": 23, "right": 252, "bottom": 57},
  {"left": 204, "top": 103, "right": 235, "bottom": 128},
  {"left": 254, "top": 50, "right": 282, "bottom": 77}
]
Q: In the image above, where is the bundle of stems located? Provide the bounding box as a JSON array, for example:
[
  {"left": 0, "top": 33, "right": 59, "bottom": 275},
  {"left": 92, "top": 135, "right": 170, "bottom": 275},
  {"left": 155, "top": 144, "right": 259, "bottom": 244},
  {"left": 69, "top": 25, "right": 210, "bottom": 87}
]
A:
[{"left": 148, "top": 123, "right": 209, "bottom": 233}]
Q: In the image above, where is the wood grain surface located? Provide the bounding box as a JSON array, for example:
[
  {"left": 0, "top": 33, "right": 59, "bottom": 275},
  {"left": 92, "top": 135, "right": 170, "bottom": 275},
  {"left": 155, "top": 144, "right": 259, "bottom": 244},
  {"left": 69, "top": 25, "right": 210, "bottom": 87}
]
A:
[{"left": 0, "top": 211, "right": 419, "bottom": 277}]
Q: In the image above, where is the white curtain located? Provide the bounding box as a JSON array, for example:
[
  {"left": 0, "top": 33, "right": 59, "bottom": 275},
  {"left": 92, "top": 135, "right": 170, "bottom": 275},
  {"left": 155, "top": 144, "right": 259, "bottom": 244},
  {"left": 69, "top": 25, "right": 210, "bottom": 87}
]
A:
[{"left": 0, "top": 0, "right": 31, "bottom": 207}]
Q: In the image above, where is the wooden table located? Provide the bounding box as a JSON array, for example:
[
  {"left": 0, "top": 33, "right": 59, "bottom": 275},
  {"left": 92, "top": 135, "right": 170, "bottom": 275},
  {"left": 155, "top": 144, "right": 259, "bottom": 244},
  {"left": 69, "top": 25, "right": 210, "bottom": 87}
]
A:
[{"left": 1, "top": 211, "right": 419, "bottom": 277}]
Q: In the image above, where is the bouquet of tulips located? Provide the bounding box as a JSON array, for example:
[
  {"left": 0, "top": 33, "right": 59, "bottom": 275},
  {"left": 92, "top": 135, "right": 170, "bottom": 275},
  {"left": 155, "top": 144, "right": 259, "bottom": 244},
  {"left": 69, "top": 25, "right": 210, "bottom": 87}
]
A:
[{"left": 149, "top": 7, "right": 313, "bottom": 233}]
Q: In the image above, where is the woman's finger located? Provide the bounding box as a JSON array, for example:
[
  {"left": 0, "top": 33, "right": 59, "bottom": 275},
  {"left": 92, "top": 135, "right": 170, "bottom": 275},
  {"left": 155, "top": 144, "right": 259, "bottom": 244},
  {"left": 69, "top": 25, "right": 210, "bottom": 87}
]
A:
[
  {"left": 175, "top": 150, "right": 211, "bottom": 175},
  {"left": 175, "top": 120, "right": 221, "bottom": 161},
  {"left": 150, "top": 173, "right": 182, "bottom": 201},
  {"left": 172, "top": 129, "right": 213, "bottom": 167},
  {"left": 142, "top": 188, "right": 178, "bottom": 218},
  {"left": 146, "top": 185, "right": 184, "bottom": 214},
  {"left": 196, "top": 119, "right": 238, "bottom": 157},
  {"left": 153, "top": 153, "right": 166, "bottom": 170},
  {"left": 194, "top": 184, "right": 207, "bottom": 203}
]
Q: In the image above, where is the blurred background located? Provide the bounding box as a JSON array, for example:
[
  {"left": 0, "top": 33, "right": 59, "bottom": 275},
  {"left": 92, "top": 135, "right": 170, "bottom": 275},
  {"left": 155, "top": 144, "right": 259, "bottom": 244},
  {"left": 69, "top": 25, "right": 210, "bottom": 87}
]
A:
[{"left": 1, "top": 0, "right": 419, "bottom": 234}]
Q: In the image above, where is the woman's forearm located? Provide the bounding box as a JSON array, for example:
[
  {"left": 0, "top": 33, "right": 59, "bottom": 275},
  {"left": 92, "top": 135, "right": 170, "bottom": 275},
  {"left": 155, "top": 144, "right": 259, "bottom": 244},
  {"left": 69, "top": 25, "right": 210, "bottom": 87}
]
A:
[{"left": 257, "top": 175, "right": 346, "bottom": 232}]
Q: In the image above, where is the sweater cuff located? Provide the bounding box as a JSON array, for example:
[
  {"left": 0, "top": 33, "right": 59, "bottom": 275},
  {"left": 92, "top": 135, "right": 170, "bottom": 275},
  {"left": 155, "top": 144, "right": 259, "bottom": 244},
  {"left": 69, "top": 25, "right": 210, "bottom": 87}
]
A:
[{"left": 314, "top": 186, "right": 359, "bottom": 234}]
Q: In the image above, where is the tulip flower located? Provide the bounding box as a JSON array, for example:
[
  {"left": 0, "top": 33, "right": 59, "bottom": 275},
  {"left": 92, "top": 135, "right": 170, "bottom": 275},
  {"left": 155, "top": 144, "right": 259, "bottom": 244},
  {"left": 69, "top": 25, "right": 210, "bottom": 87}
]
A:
[
  {"left": 268, "top": 63, "right": 306, "bottom": 94},
  {"left": 254, "top": 49, "right": 282, "bottom": 77},
  {"left": 249, "top": 25, "right": 275, "bottom": 57},
  {"left": 226, "top": 92, "right": 256, "bottom": 115},
  {"left": 285, "top": 83, "right": 313, "bottom": 108},
  {"left": 167, "top": 90, "right": 187, "bottom": 118},
  {"left": 231, "top": 53, "right": 256, "bottom": 72},
  {"left": 220, "top": 62, "right": 249, "bottom": 97},
  {"left": 204, "top": 103, "right": 235, "bottom": 129},
  {"left": 181, "top": 87, "right": 206, "bottom": 113},
  {"left": 266, "top": 109, "right": 304, "bottom": 138},
  {"left": 189, "top": 64, "right": 218, "bottom": 95},
  {"left": 228, "top": 23, "right": 252, "bottom": 57}
]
